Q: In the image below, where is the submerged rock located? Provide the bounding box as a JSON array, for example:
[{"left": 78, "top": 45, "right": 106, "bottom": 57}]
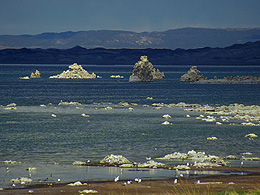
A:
[
  {"left": 136, "top": 160, "right": 165, "bottom": 168},
  {"left": 26, "top": 167, "right": 38, "bottom": 172},
  {"left": 162, "top": 114, "right": 172, "bottom": 119},
  {"left": 207, "top": 137, "right": 218, "bottom": 140},
  {"left": 1, "top": 160, "right": 21, "bottom": 164},
  {"left": 58, "top": 101, "right": 82, "bottom": 106},
  {"left": 19, "top": 76, "right": 30, "bottom": 80},
  {"left": 129, "top": 56, "right": 164, "bottom": 82},
  {"left": 49, "top": 63, "right": 96, "bottom": 79},
  {"left": 245, "top": 133, "right": 258, "bottom": 138},
  {"left": 241, "top": 157, "right": 260, "bottom": 161},
  {"left": 7, "top": 103, "right": 17, "bottom": 107},
  {"left": 78, "top": 189, "right": 98, "bottom": 193},
  {"left": 72, "top": 161, "right": 87, "bottom": 166}
]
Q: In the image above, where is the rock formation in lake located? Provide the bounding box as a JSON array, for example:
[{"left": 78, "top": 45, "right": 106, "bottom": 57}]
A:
[
  {"left": 180, "top": 66, "right": 206, "bottom": 82},
  {"left": 180, "top": 66, "right": 260, "bottom": 84},
  {"left": 30, "top": 70, "right": 41, "bottom": 78},
  {"left": 129, "top": 56, "right": 164, "bottom": 82},
  {"left": 49, "top": 63, "right": 96, "bottom": 79}
]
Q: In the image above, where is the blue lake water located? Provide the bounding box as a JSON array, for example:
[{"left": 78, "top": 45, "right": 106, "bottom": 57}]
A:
[{"left": 0, "top": 64, "right": 260, "bottom": 188}]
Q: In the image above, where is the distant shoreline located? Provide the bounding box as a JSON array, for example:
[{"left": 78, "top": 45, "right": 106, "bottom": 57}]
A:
[{"left": 0, "top": 41, "right": 260, "bottom": 65}]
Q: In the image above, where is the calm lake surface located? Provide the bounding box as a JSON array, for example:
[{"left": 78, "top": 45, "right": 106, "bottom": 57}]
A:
[{"left": 0, "top": 64, "right": 260, "bottom": 188}]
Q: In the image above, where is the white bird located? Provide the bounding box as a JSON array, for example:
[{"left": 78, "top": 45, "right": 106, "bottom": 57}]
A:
[
  {"left": 179, "top": 173, "right": 184, "bottom": 177},
  {"left": 58, "top": 178, "right": 61, "bottom": 182},
  {"left": 138, "top": 178, "right": 142, "bottom": 183},
  {"left": 114, "top": 176, "right": 120, "bottom": 182},
  {"left": 195, "top": 179, "right": 200, "bottom": 184},
  {"left": 173, "top": 178, "right": 178, "bottom": 184}
]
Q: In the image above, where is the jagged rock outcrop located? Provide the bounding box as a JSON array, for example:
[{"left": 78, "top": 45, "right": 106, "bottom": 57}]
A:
[
  {"left": 180, "top": 66, "right": 206, "bottom": 81},
  {"left": 129, "top": 56, "right": 164, "bottom": 82},
  {"left": 152, "top": 68, "right": 165, "bottom": 79},
  {"left": 30, "top": 70, "right": 41, "bottom": 78},
  {"left": 181, "top": 66, "right": 260, "bottom": 84},
  {"left": 49, "top": 63, "right": 96, "bottom": 79}
]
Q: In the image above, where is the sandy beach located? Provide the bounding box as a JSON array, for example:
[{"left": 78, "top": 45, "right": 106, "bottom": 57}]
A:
[{"left": 1, "top": 166, "right": 260, "bottom": 195}]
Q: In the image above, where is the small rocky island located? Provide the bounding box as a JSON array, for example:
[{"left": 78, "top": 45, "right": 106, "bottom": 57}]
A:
[
  {"left": 19, "top": 70, "right": 41, "bottom": 79},
  {"left": 49, "top": 63, "right": 96, "bottom": 79},
  {"left": 180, "top": 66, "right": 260, "bottom": 84},
  {"left": 30, "top": 70, "right": 41, "bottom": 78},
  {"left": 129, "top": 56, "right": 164, "bottom": 82}
]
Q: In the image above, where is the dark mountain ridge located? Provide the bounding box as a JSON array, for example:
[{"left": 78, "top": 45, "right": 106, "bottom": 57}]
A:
[
  {"left": 0, "top": 41, "right": 260, "bottom": 65},
  {"left": 1, "top": 27, "right": 260, "bottom": 50}
]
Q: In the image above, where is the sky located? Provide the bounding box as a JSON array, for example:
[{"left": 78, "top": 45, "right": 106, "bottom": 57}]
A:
[{"left": 1, "top": 0, "right": 260, "bottom": 35}]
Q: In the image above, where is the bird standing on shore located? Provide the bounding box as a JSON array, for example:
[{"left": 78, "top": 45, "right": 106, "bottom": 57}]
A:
[{"left": 114, "top": 176, "right": 119, "bottom": 182}]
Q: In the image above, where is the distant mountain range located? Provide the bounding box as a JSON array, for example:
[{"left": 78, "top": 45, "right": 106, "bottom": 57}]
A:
[
  {"left": 1, "top": 27, "right": 260, "bottom": 50},
  {"left": 1, "top": 41, "right": 260, "bottom": 65}
]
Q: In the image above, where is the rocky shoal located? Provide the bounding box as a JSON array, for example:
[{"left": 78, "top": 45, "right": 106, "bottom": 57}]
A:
[
  {"left": 2, "top": 100, "right": 260, "bottom": 171},
  {"left": 180, "top": 66, "right": 260, "bottom": 84}
]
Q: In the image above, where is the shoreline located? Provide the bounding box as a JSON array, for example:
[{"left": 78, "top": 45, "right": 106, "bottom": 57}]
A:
[{"left": 1, "top": 166, "right": 260, "bottom": 194}]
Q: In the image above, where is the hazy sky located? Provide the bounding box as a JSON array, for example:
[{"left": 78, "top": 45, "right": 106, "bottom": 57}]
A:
[{"left": 1, "top": 0, "right": 260, "bottom": 35}]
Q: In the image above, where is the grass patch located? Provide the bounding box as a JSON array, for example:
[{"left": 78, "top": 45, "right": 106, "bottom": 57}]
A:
[{"left": 216, "top": 190, "right": 260, "bottom": 195}]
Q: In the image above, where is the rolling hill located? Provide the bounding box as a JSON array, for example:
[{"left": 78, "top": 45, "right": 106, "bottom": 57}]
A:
[{"left": 1, "top": 27, "right": 260, "bottom": 50}]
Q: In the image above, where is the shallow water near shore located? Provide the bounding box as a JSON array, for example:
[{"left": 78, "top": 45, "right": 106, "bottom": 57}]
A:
[{"left": 0, "top": 64, "right": 260, "bottom": 189}]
